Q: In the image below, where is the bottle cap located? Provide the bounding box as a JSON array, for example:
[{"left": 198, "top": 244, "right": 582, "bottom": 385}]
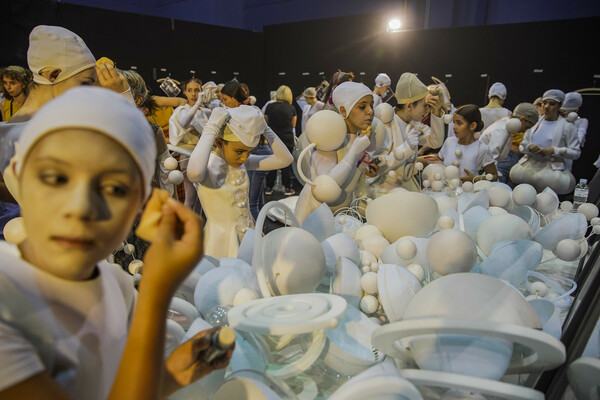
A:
[{"left": 217, "top": 327, "right": 236, "bottom": 347}]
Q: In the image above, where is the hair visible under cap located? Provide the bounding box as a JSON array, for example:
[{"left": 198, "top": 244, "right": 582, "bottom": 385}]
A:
[{"left": 455, "top": 104, "right": 484, "bottom": 132}]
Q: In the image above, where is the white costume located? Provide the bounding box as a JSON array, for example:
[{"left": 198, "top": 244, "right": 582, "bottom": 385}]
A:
[
  {"left": 168, "top": 102, "right": 210, "bottom": 145},
  {"left": 439, "top": 136, "right": 495, "bottom": 178},
  {"left": 187, "top": 106, "right": 293, "bottom": 258},
  {"left": 0, "top": 243, "right": 135, "bottom": 399},
  {"left": 479, "top": 107, "right": 511, "bottom": 132},
  {"left": 479, "top": 116, "right": 512, "bottom": 162}
]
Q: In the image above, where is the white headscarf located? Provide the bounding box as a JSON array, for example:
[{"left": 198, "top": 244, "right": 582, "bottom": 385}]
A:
[
  {"left": 332, "top": 82, "right": 373, "bottom": 118},
  {"left": 16, "top": 86, "right": 155, "bottom": 199},
  {"left": 224, "top": 105, "right": 266, "bottom": 147}
]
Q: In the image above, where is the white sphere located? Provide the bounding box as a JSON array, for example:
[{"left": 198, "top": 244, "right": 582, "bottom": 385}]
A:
[
  {"left": 534, "top": 192, "right": 559, "bottom": 215},
  {"left": 455, "top": 149, "right": 462, "bottom": 158},
  {"left": 593, "top": 225, "right": 600, "bottom": 235},
  {"left": 555, "top": 238, "right": 582, "bottom": 261},
  {"left": 427, "top": 229, "right": 478, "bottom": 275},
  {"left": 360, "top": 250, "right": 377, "bottom": 268},
  {"left": 485, "top": 173, "right": 493, "bottom": 181},
  {"left": 450, "top": 178, "right": 460, "bottom": 187},
  {"left": 505, "top": 118, "right": 522, "bottom": 134},
  {"left": 249, "top": 95, "right": 257, "bottom": 105},
  {"left": 591, "top": 217, "right": 600, "bottom": 226},
  {"left": 311, "top": 174, "right": 342, "bottom": 203},
  {"left": 374, "top": 102, "right": 395, "bottom": 124},
  {"left": 423, "top": 163, "right": 446, "bottom": 182},
  {"left": 462, "top": 181, "right": 473, "bottom": 192},
  {"left": 512, "top": 184, "right": 537, "bottom": 206},
  {"left": 232, "top": 288, "right": 259, "bottom": 306},
  {"left": 415, "top": 162, "right": 424, "bottom": 171},
  {"left": 360, "top": 295, "right": 379, "bottom": 314},
  {"left": 407, "top": 263, "right": 425, "bottom": 281},
  {"left": 359, "top": 235, "right": 390, "bottom": 259},
  {"left": 396, "top": 238, "right": 417, "bottom": 259},
  {"left": 362, "top": 266, "right": 371, "bottom": 273},
  {"left": 529, "top": 281, "right": 548, "bottom": 297},
  {"left": 444, "top": 165, "right": 460, "bottom": 180},
  {"left": 124, "top": 243, "right": 135, "bottom": 255},
  {"left": 354, "top": 224, "right": 384, "bottom": 246},
  {"left": 431, "top": 180, "right": 444, "bottom": 192},
  {"left": 488, "top": 187, "right": 511, "bottom": 209},
  {"left": 3, "top": 217, "right": 26, "bottom": 244},
  {"left": 422, "top": 179, "right": 431, "bottom": 188},
  {"left": 366, "top": 192, "right": 439, "bottom": 242},
  {"left": 438, "top": 215, "right": 455, "bottom": 229},
  {"left": 578, "top": 203, "right": 599, "bottom": 221},
  {"left": 305, "top": 110, "right": 347, "bottom": 151},
  {"left": 337, "top": 217, "right": 346, "bottom": 226},
  {"left": 566, "top": 112, "right": 578, "bottom": 123},
  {"left": 128, "top": 259, "right": 143, "bottom": 274},
  {"left": 168, "top": 170, "right": 184, "bottom": 185},
  {"left": 360, "top": 272, "right": 379, "bottom": 294},
  {"left": 560, "top": 201, "right": 574, "bottom": 212},
  {"left": 163, "top": 156, "right": 178, "bottom": 170},
  {"left": 477, "top": 214, "right": 533, "bottom": 256},
  {"left": 443, "top": 113, "right": 453, "bottom": 124},
  {"left": 453, "top": 160, "right": 460, "bottom": 167},
  {"left": 488, "top": 206, "right": 508, "bottom": 215},
  {"left": 434, "top": 173, "right": 442, "bottom": 181},
  {"left": 370, "top": 263, "right": 379, "bottom": 272}
]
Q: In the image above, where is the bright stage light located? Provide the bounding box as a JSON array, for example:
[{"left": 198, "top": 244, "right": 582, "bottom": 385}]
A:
[{"left": 387, "top": 18, "right": 402, "bottom": 32}]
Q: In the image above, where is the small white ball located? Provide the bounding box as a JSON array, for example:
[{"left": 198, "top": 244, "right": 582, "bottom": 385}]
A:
[
  {"left": 450, "top": 178, "right": 460, "bottom": 188},
  {"left": 163, "top": 156, "right": 178, "bottom": 170},
  {"left": 434, "top": 173, "right": 442, "bottom": 181},
  {"left": 486, "top": 173, "right": 493, "bottom": 181},
  {"left": 578, "top": 203, "right": 599, "bottom": 221},
  {"left": 362, "top": 266, "right": 371, "bottom": 273},
  {"left": 431, "top": 180, "right": 444, "bottom": 192},
  {"left": 566, "top": 112, "right": 578, "bottom": 123},
  {"left": 591, "top": 217, "right": 600, "bottom": 226},
  {"left": 360, "top": 295, "right": 379, "bottom": 314},
  {"left": 168, "top": 170, "right": 184, "bottom": 185},
  {"left": 453, "top": 160, "right": 460, "bottom": 167},
  {"left": 415, "top": 162, "right": 424, "bottom": 171},
  {"left": 406, "top": 263, "right": 425, "bottom": 281},
  {"left": 455, "top": 149, "right": 462, "bottom": 158},
  {"left": 396, "top": 238, "right": 417, "bottom": 260},
  {"left": 128, "top": 259, "right": 144, "bottom": 274},
  {"left": 123, "top": 243, "right": 135, "bottom": 255},
  {"left": 438, "top": 215, "right": 455, "bottom": 229},
  {"left": 360, "top": 272, "right": 379, "bottom": 294},
  {"left": 528, "top": 281, "right": 548, "bottom": 297},
  {"left": 462, "top": 181, "right": 474, "bottom": 193},
  {"left": 561, "top": 201, "right": 574, "bottom": 212},
  {"left": 505, "top": 118, "right": 522, "bottom": 134},
  {"left": 593, "top": 225, "right": 600, "bottom": 235},
  {"left": 387, "top": 170, "right": 397, "bottom": 179},
  {"left": 328, "top": 319, "right": 339, "bottom": 329},
  {"left": 370, "top": 263, "right": 379, "bottom": 272},
  {"left": 443, "top": 114, "right": 453, "bottom": 124},
  {"left": 422, "top": 180, "right": 431, "bottom": 188},
  {"left": 556, "top": 238, "right": 582, "bottom": 261},
  {"left": 337, "top": 217, "right": 346, "bottom": 226}
]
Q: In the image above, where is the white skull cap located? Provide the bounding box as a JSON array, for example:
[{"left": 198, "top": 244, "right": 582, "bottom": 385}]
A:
[
  {"left": 395, "top": 72, "right": 428, "bottom": 104},
  {"left": 375, "top": 73, "right": 391, "bottom": 87},
  {"left": 332, "top": 81, "right": 373, "bottom": 118},
  {"left": 226, "top": 105, "right": 266, "bottom": 147},
  {"left": 17, "top": 86, "right": 156, "bottom": 199},
  {"left": 27, "top": 25, "right": 96, "bottom": 85},
  {"left": 488, "top": 82, "right": 507, "bottom": 100},
  {"left": 542, "top": 89, "right": 565, "bottom": 103},
  {"left": 561, "top": 92, "right": 583, "bottom": 111}
]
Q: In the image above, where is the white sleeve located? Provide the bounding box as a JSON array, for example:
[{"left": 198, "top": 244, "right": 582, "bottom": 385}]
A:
[
  {"left": 245, "top": 125, "right": 293, "bottom": 171},
  {"left": 186, "top": 132, "right": 217, "bottom": 183},
  {"left": 0, "top": 321, "right": 45, "bottom": 391},
  {"left": 179, "top": 100, "right": 202, "bottom": 128},
  {"left": 478, "top": 143, "right": 495, "bottom": 171},
  {"left": 417, "top": 115, "right": 445, "bottom": 149},
  {"left": 481, "top": 127, "right": 508, "bottom": 162},
  {"left": 576, "top": 118, "right": 588, "bottom": 147},
  {"left": 553, "top": 122, "right": 581, "bottom": 160},
  {"left": 438, "top": 139, "right": 449, "bottom": 161},
  {"left": 310, "top": 135, "right": 371, "bottom": 187}
]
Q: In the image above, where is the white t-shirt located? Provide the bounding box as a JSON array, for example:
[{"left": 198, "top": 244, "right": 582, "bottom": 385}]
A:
[
  {"left": 0, "top": 242, "right": 135, "bottom": 399},
  {"left": 531, "top": 119, "right": 558, "bottom": 148},
  {"left": 480, "top": 107, "right": 511, "bottom": 132},
  {"left": 439, "top": 137, "right": 495, "bottom": 177},
  {"left": 479, "top": 117, "right": 511, "bottom": 162}
]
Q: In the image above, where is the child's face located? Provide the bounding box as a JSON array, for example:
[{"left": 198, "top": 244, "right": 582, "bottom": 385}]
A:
[
  {"left": 452, "top": 114, "right": 476, "bottom": 140},
  {"left": 408, "top": 98, "right": 428, "bottom": 122},
  {"left": 219, "top": 139, "right": 255, "bottom": 167},
  {"left": 346, "top": 95, "right": 374, "bottom": 132},
  {"left": 19, "top": 129, "right": 144, "bottom": 280},
  {"left": 184, "top": 81, "right": 202, "bottom": 104}
]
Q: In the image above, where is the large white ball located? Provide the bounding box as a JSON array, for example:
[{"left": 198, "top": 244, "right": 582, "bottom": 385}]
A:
[
  {"left": 168, "top": 170, "right": 184, "bottom": 185},
  {"left": 555, "top": 239, "right": 581, "bottom": 261},
  {"left": 505, "top": 117, "right": 522, "bottom": 134},
  {"left": 512, "top": 184, "right": 537, "bottom": 206},
  {"left": 366, "top": 192, "right": 439, "bottom": 242},
  {"left": 305, "top": 110, "right": 347, "bottom": 151},
  {"left": 354, "top": 224, "right": 384, "bottom": 246},
  {"left": 477, "top": 214, "right": 533, "bottom": 256},
  {"left": 426, "top": 229, "right": 478, "bottom": 275},
  {"left": 374, "top": 102, "right": 394, "bottom": 124},
  {"left": 578, "top": 203, "right": 599, "bottom": 221},
  {"left": 534, "top": 192, "right": 559, "bottom": 215},
  {"left": 488, "top": 187, "right": 511, "bottom": 209},
  {"left": 444, "top": 165, "right": 460, "bottom": 180},
  {"left": 311, "top": 174, "right": 342, "bottom": 203}
]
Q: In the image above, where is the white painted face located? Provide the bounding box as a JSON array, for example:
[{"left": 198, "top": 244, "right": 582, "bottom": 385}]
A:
[{"left": 19, "top": 128, "right": 143, "bottom": 280}]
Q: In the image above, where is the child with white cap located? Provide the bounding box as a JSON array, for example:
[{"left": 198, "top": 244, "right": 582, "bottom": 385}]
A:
[
  {"left": 372, "top": 73, "right": 392, "bottom": 108},
  {"left": 510, "top": 89, "right": 580, "bottom": 194},
  {"left": 480, "top": 82, "right": 511, "bottom": 131},
  {"left": 371, "top": 72, "right": 445, "bottom": 191},
  {"left": 294, "top": 81, "right": 377, "bottom": 223},
  {"left": 0, "top": 86, "right": 231, "bottom": 399},
  {"left": 561, "top": 91, "right": 588, "bottom": 147},
  {"left": 187, "top": 105, "right": 293, "bottom": 258},
  {"left": 301, "top": 87, "right": 325, "bottom": 133}
]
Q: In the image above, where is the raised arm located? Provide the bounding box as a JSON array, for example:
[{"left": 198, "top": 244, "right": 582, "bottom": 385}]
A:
[{"left": 186, "top": 108, "right": 229, "bottom": 183}]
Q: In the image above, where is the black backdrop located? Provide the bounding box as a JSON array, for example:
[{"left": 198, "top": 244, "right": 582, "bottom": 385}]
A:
[{"left": 4, "top": 1, "right": 599, "bottom": 181}]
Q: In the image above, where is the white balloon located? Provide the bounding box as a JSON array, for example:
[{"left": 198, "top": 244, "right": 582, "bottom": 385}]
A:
[
  {"left": 163, "top": 156, "right": 178, "bottom": 170},
  {"left": 360, "top": 272, "right": 379, "bottom": 294},
  {"left": 512, "top": 184, "right": 537, "bottom": 206},
  {"left": 168, "top": 170, "right": 184, "bottom": 185},
  {"left": 360, "top": 295, "right": 379, "bottom": 314},
  {"left": 396, "top": 238, "right": 417, "bottom": 259},
  {"left": 555, "top": 239, "right": 581, "bottom": 261},
  {"left": 578, "top": 203, "right": 599, "bottom": 221}
]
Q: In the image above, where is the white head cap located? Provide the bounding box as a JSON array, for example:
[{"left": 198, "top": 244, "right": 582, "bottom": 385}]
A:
[
  {"left": 488, "top": 82, "right": 507, "bottom": 100},
  {"left": 395, "top": 73, "right": 428, "bottom": 104},
  {"left": 224, "top": 105, "right": 266, "bottom": 147},
  {"left": 332, "top": 82, "right": 373, "bottom": 118},
  {"left": 561, "top": 92, "right": 583, "bottom": 111},
  {"left": 542, "top": 89, "right": 565, "bottom": 103},
  {"left": 16, "top": 87, "right": 156, "bottom": 199},
  {"left": 27, "top": 25, "right": 96, "bottom": 85},
  {"left": 375, "top": 73, "right": 391, "bottom": 87}
]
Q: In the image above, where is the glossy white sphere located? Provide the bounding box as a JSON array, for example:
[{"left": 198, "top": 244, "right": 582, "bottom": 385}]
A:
[
  {"left": 593, "top": 225, "right": 600, "bottom": 234},
  {"left": 168, "top": 170, "right": 184, "bottom": 185},
  {"left": 305, "top": 110, "right": 347, "bottom": 151},
  {"left": 462, "top": 181, "right": 473, "bottom": 192},
  {"left": 360, "top": 295, "right": 379, "bottom": 314},
  {"left": 512, "top": 184, "right": 537, "bottom": 206},
  {"left": 555, "top": 238, "right": 582, "bottom": 261},
  {"left": 438, "top": 215, "right": 455, "bottom": 229},
  {"left": 427, "top": 229, "right": 478, "bottom": 275},
  {"left": 396, "top": 238, "right": 417, "bottom": 259},
  {"left": 163, "top": 156, "right": 178, "bottom": 170},
  {"left": 360, "top": 272, "right": 379, "bottom": 294},
  {"left": 578, "top": 203, "right": 599, "bottom": 221},
  {"left": 374, "top": 102, "right": 395, "bottom": 124}
]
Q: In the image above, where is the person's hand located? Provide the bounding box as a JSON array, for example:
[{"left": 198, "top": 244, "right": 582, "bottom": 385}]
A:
[
  {"left": 162, "top": 328, "right": 234, "bottom": 396},
  {"left": 206, "top": 107, "right": 229, "bottom": 130},
  {"left": 461, "top": 168, "right": 476, "bottom": 183},
  {"left": 537, "top": 147, "right": 555, "bottom": 157},
  {"left": 359, "top": 125, "right": 372, "bottom": 138},
  {"left": 528, "top": 144, "right": 541, "bottom": 153},
  {"left": 425, "top": 93, "right": 444, "bottom": 117},
  {"left": 406, "top": 128, "right": 420, "bottom": 148},
  {"left": 96, "top": 63, "right": 129, "bottom": 93},
  {"left": 141, "top": 198, "right": 204, "bottom": 294}
]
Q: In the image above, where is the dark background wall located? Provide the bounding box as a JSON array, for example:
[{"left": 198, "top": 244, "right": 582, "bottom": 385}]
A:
[{"left": 3, "top": 0, "right": 599, "bottom": 181}]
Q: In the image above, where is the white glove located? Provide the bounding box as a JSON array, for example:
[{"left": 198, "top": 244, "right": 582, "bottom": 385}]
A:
[
  {"left": 204, "top": 107, "right": 229, "bottom": 135},
  {"left": 347, "top": 134, "right": 371, "bottom": 160},
  {"left": 406, "top": 128, "right": 420, "bottom": 148}
]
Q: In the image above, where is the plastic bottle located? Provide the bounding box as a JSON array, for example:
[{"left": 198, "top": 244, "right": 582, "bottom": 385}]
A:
[
  {"left": 273, "top": 170, "right": 284, "bottom": 192},
  {"left": 573, "top": 179, "right": 589, "bottom": 212},
  {"left": 202, "top": 327, "right": 236, "bottom": 364}
]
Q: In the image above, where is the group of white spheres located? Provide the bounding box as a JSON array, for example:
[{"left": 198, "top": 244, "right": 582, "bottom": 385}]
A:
[
  {"left": 163, "top": 157, "right": 185, "bottom": 185},
  {"left": 427, "top": 229, "right": 478, "bottom": 275}
]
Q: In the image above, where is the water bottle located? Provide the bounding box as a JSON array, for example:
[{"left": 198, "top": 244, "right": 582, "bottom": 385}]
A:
[
  {"left": 573, "top": 179, "right": 589, "bottom": 212},
  {"left": 273, "top": 169, "right": 284, "bottom": 192}
]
